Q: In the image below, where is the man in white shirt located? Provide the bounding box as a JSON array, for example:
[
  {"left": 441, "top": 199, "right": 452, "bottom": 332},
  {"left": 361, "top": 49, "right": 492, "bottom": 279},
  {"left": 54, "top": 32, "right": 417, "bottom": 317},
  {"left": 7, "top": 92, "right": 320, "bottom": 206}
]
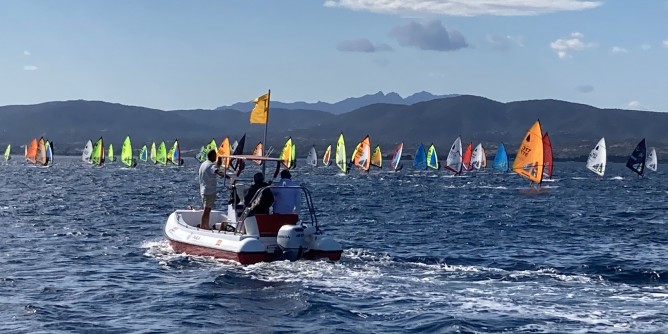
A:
[
  {"left": 199, "top": 150, "right": 225, "bottom": 229},
  {"left": 271, "top": 169, "right": 301, "bottom": 215}
]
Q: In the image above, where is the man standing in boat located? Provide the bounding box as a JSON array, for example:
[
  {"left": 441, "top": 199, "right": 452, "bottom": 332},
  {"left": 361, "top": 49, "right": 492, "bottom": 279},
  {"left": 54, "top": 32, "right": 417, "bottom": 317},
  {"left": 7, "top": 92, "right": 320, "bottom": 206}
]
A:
[{"left": 199, "top": 150, "right": 226, "bottom": 229}]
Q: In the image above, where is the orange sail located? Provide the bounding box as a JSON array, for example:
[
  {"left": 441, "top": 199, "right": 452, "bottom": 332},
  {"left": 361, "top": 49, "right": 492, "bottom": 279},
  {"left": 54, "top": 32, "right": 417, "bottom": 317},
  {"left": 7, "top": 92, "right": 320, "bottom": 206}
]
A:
[
  {"left": 352, "top": 135, "right": 371, "bottom": 171},
  {"left": 26, "top": 138, "right": 37, "bottom": 164},
  {"left": 217, "top": 137, "right": 231, "bottom": 168},
  {"left": 36, "top": 137, "right": 47, "bottom": 165},
  {"left": 462, "top": 142, "right": 473, "bottom": 171},
  {"left": 512, "top": 120, "right": 544, "bottom": 183}
]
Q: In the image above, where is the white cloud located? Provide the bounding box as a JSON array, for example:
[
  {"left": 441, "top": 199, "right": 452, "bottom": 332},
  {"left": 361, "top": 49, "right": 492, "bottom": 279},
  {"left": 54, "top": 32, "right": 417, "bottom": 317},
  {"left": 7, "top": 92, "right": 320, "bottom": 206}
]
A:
[
  {"left": 549, "top": 32, "right": 594, "bottom": 59},
  {"left": 663, "top": 39, "right": 668, "bottom": 48},
  {"left": 323, "top": 0, "right": 602, "bottom": 16},
  {"left": 641, "top": 44, "right": 651, "bottom": 51},
  {"left": 23, "top": 65, "right": 38, "bottom": 71},
  {"left": 23, "top": 50, "right": 31, "bottom": 56},
  {"left": 390, "top": 20, "right": 468, "bottom": 51},
  {"left": 611, "top": 46, "right": 627, "bottom": 53},
  {"left": 628, "top": 101, "right": 645, "bottom": 110}
]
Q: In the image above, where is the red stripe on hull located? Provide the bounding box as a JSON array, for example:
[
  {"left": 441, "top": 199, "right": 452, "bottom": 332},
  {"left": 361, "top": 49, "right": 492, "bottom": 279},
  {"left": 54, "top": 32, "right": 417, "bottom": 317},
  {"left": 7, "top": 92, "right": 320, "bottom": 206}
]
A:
[
  {"left": 168, "top": 239, "right": 269, "bottom": 264},
  {"left": 304, "top": 250, "right": 343, "bottom": 261}
]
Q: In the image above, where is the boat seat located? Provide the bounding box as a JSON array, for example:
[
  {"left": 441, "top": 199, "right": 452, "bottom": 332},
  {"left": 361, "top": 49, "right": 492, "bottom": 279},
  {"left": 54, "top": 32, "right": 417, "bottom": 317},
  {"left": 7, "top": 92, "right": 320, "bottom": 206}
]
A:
[{"left": 254, "top": 214, "right": 298, "bottom": 237}]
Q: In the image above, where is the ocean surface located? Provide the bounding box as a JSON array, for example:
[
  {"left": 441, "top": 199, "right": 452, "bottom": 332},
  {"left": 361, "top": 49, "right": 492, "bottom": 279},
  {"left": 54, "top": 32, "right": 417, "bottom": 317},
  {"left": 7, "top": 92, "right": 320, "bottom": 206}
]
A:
[{"left": 1, "top": 156, "right": 667, "bottom": 333}]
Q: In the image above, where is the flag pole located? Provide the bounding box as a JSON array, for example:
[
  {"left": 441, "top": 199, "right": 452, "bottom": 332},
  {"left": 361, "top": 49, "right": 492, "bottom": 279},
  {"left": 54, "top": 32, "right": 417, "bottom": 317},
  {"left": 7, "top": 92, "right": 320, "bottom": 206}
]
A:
[{"left": 262, "top": 89, "right": 270, "bottom": 176}]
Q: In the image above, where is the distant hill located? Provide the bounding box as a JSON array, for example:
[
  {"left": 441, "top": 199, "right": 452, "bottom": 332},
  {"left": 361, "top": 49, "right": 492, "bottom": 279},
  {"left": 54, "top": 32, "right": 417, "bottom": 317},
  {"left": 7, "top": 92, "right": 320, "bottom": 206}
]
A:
[
  {"left": 1, "top": 96, "right": 667, "bottom": 161},
  {"left": 217, "top": 91, "right": 457, "bottom": 114}
]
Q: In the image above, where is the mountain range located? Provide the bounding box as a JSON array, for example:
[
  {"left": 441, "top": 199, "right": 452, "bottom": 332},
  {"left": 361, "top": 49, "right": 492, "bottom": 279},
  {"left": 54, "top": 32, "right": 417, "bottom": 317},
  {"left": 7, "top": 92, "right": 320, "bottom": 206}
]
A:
[
  {"left": 217, "top": 91, "right": 457, "bottom": 114},
  {"left": 1, "top": 93, "right": 666, "bottom": 162}
]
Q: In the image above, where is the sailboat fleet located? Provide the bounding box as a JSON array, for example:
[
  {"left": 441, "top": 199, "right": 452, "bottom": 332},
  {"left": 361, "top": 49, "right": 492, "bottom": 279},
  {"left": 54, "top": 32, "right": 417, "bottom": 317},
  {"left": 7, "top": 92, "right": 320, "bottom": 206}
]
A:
[{"left": 2, "top": 123, "right": 660, "bottom": 178}]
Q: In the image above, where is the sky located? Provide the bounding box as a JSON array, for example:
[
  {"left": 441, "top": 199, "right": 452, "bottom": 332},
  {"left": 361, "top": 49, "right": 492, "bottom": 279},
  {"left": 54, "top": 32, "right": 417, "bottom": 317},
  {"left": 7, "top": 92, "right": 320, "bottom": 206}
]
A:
[{"left": 1, "top": 0, "right": 668, "bottom": 112}]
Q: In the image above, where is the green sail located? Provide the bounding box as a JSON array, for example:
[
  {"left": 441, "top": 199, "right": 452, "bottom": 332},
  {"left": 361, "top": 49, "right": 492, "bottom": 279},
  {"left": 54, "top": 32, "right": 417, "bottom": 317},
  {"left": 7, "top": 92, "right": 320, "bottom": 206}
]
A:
[
  {"left": 140, "top": 145, "right": 148, "bottom": 162},
  {"left": 198, "top": 138, "right": 217, "bottom": 162},
  {"left": 4, "top": 144, "right": 10, "bottom": 161},
  {"left": 121, "top": 136, "right": 136, "bottom": 168},
  {"left": 167, "top": 142, "right": 175, "bottom": 163},
  {"left": 157, "top": 141, "right": 167, "bottom": 165},
  {"left": 150, "top": 142, "right": 157, "bottom": 163},
  {"left": 91, "top": 137, "right": 104, "bottom": 166},
  {"left": 108, "top": 143, "right": 115, "bottom": 162}
]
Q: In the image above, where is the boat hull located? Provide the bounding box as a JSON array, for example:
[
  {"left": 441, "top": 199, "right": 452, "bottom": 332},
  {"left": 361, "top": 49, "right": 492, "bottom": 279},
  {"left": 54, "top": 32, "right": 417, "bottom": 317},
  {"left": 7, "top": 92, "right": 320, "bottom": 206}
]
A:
[{"left": 164, "top": 210, "right": 342, "bottom": 264}]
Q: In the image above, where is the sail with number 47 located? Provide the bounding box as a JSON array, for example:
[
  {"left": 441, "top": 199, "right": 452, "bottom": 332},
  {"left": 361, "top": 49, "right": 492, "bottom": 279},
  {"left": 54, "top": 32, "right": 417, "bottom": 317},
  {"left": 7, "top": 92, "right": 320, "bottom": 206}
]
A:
[{"left": 511, "top": 120, "right": 544, "bottom": 183}]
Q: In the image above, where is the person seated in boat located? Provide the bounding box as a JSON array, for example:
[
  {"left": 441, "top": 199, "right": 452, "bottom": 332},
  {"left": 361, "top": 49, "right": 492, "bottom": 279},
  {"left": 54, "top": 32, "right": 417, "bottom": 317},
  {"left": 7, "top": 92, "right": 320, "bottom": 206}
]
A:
[
  {"left": 198, "top": 150, "right": 226, "bottom": 229},
  {"left": 271, "top": 169, "right": 300, "bottom": 215},
  {"left": 244, "top": 172, "right": 274, "bottom": 216}
]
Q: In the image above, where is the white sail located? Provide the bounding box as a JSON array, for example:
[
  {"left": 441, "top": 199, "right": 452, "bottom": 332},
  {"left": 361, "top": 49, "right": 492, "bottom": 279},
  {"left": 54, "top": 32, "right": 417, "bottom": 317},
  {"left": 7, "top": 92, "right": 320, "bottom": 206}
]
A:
[
  {"left": 646, "top": 147, "right": 658, "bottom": 172},
  {"left": 82, "top": 140, "right": 93, "bottom": 164},
  {"left": 586, "top": 137, "right": 606, "bottom": 176},
  {"left": 307, "top": 146, "right": 318, "bottom": 167},
  {"left": 471, "top": 143, "right": 484, "bottom": 170},
  {"left": 445, "top": 136, "right": 463, "bottom": 174}
]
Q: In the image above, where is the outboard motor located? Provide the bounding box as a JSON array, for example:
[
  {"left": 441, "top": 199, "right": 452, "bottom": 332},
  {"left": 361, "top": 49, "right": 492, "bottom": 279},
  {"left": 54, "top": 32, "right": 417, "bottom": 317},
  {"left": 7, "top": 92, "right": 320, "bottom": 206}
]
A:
[{"left": 276, "top": 225, "right": 307, "bottom": 261}]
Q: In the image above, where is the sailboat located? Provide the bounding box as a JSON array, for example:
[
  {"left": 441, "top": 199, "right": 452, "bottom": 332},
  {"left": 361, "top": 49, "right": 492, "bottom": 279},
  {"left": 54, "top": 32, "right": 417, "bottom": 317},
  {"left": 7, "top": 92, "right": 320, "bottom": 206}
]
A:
[
  {"left": 217, "top": 137, "right": 231, "bottom": 169},
  {"left": 626, "top": 139, "right": 646, "bottom": 177},
  {"left": 82, "top": 140, "right": 93, "bottom": 164},
  {"left": 90, "top": 137, "right": 105, "bottom": 166},
  {"left": 542, "top": 133, "right": 553, "bottom": 179},
  {"left": 44, "top": 140, "right": 53, "bottom": 166},
  {"left": 646, "top": 147, "right": 658, "bottom": 172},
  {"left": 26, "top": 138, "right": 37, "bottom": 164},
  {"left": 197, "top": 138, "right": 217, "bottom": 162},
  {"left": 279, "top": 137, "right": 294, "bottom": 169},
  {"left": 462, "top": 142, "right": 472, "bottom": 171},
  {"left": 35, "top": 137, "right": 47, "bottom": 166},
  {"left": 169, "top": 139, "right": 183, "bottom": 166},
  {"left": 108, "top": 143, "right": 116, "bottom": 163},
  {"left": 371, "top": 145, "right": 382, "bottom": 169},
  {"left": 586, "top": 137, "right": 606, "bottom": 176},
  {"left": 139, "top": 145, "right": 148, "bottom": 162},
  {"left": 350, "top": 135, "right": 371, "bottom": 172},
  {"left": 4, "top": 144, "right": 10, "bottom": 162},
  {"left": 150, "top": 142, "right": 157, "bottom": 164},
  {"left": 121, "top": 135, "right": 137, "bottom": 168},
  {"left": 493, "top": 143, "right": 509, "bottom": 172},
  {"left": 167, "top": 141, "right": 175, "bottom": 164},
  {"left": 445, "top": 137, "right": 463, "bottom": 175},
  {"left": 252, "top": 142, "right": 264, "bottom": 165},
  {"left": 322, "top": 144, "right": 332, "bottom": 167},
  {"left": 511, "top": 120, "right": 544, "bottom": 185},
  {"left": 156, "top": 141, "right": 167, "bottom": 165},
  {"left": 230, "top": 134, "right": 246, "bottom": 172},
  {"left": 471, "top": 144, "right": 485, "bottom": 170},
  {"left": 390, "top": 142, "right": 403, "bottom": 172},
  {"left": 426, "top": 144, "right": 439, "bottom": 170},
  {"left": 413, "top": 144, "right": 427, "bottom": 170},
  {"left": 335, "top": 133, "right": 347, "bottom": 174},
  {"left": 307, "top": 146, "right": 318, "bottom": 167}
]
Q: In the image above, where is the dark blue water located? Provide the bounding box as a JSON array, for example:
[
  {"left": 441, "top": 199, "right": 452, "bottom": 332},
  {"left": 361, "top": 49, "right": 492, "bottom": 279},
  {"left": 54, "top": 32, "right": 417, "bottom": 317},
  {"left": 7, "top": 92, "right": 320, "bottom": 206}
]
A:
[{"left": 1, "top": 157, "right": 667, "bottom": 333}]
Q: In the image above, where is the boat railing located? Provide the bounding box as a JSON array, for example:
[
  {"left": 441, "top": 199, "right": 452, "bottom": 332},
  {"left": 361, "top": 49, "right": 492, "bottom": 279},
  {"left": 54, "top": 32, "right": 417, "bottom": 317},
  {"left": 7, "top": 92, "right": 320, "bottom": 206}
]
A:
[{"left": 236, "top": 185, "right": 319, "bottom": 234}]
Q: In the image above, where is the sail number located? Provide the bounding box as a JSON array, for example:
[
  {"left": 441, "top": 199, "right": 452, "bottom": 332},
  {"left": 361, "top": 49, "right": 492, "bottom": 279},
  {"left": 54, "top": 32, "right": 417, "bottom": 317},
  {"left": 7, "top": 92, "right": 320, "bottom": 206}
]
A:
[{"left": 519, "top": 146, "right": 531, "bottom": 157}]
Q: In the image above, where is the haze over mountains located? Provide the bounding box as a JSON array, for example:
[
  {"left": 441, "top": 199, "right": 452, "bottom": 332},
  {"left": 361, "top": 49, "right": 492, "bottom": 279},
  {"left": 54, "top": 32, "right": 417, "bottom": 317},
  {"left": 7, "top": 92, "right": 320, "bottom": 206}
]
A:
[{"left": 1, "top": 92, "right": 666, "bottom": 161}]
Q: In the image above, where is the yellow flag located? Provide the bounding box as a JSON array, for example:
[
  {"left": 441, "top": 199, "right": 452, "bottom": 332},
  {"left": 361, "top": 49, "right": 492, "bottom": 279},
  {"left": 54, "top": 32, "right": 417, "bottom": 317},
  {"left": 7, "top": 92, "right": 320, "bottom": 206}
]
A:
[{"left": 250, "top": 93, "right": 269, "bottom": 124}]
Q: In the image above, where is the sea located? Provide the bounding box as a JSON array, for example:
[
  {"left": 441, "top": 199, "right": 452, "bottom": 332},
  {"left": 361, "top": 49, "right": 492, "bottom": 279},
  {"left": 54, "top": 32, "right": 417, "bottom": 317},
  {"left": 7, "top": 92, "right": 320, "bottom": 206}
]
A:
[{"left": 1, "top": 156, "right": 667, "bottom": 333}]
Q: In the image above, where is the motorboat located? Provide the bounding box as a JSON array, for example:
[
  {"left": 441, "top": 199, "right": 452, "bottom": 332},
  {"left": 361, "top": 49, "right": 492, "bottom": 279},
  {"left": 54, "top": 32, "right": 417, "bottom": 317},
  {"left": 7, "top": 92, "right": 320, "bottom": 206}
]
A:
[{"left": 164, "top": 184, "right": 343, "bottom": 264}]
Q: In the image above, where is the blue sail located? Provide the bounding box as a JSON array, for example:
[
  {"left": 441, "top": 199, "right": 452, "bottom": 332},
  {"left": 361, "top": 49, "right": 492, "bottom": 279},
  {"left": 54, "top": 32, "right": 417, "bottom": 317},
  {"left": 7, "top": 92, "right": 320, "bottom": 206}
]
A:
[
  {"left": 413, "top": 144, "right": 427, "bottom": 170},
  {"left": 625, "top": 138, "right": 646, "bottom": 176},
  {"left": 493, "top": 143, "right": 509, "bottom": 172}
]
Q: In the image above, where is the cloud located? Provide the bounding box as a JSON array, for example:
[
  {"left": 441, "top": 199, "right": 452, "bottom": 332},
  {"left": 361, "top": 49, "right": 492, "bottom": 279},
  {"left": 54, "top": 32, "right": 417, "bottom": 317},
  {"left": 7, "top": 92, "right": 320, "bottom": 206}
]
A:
[
  {"left": 663, "top": 39, "right": 668, "bottom": 48},
  {"left": 641, "top": 44, "right": 651, "bottom": 51},
  {"left": 576, "top": 85, "right": 594, "bottom": 93},
  {"left": 549, "top": 32, "right": 594, "bottom": 59},
  {"left": 628, "top": 101, "right": 645, "bottom": 110},
  {"left": 23, "top": 50, "right": 31, "bottom": 56},
  {"left": 336, "top": 39, "right": 393, "bottom": 52},
  {"left": 323, "top": 0, "right": 602, "bottom": 16},
  {"left": 485, "top": 34, "right": 523, "bottom": 51},
  {"left": 390, "top": 20, "right": 468, "bottom": 51},
  {"left": 611, "top": 46, "right": 628, "bottom": 53},
  {"left": 23, "top": 65, "right": 38, "bottom": 71}
]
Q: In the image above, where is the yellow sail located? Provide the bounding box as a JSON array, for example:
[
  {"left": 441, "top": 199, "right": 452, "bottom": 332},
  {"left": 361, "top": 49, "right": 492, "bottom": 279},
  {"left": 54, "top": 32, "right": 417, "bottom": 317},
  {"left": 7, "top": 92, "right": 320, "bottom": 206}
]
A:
[
  {"left": 335, "top": 133, "right": 346, "bottom": 173},
  {"left": 371, "top": 145, "right": 382, "bottom": 168},
  {"left": 511, "top": 120, "right": 544, "bottom": 183},
  {"left": 279, "top": 137, "right": 293, "bottom": 169}
]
